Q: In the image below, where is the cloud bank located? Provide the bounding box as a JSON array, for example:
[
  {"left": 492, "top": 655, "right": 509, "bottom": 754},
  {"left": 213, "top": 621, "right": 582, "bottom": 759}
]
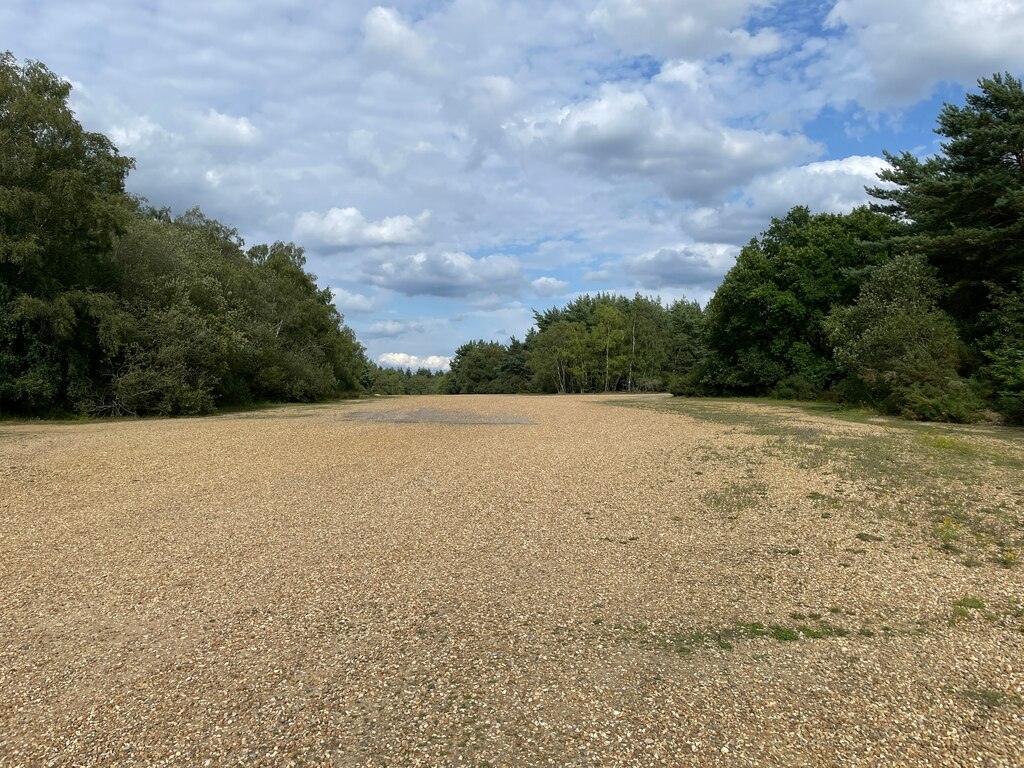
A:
[{"left": 7, "top": 0, "right": 1016, "bottom": 362}]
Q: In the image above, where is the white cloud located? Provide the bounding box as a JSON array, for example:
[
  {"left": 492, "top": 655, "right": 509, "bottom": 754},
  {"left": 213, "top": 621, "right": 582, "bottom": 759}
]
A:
[
  {"left": 294, "top": 207, "right": 431, "bottom": 249},
  {"left": 331, "top": 287, "right": 375, "bottom": 314},
  {"left": 378, "top": 352, "right": 451, "bottom": 371},
  {"left": 654, "top": 60, "right": 705, "bottom": 89},
  {"left": 364, "top": 251, "right": 525, "bottom": 298},
  {"left": 15, "top": 0, "right": 1002, "bottom": 366},
  {"left": 461, "top": 301, "right": 537, "bottom": 344},
  {"left": 108, "top": 115, "right": 163, "bottom": 150},
  {"left": 469, "top": 293, "right": 508, "bottom": 311},
  {"left": 347, "top": 129, "right": 405, "bottom": 178},
  {"left": 820, "top": 0, "right": 1024, "bottom": 109},
  {"left": 623, "top": 242, "right": 739, "bottom": 289},
  {"left": 467, "top": 75, "right": 518, "bottom": 111},
  {"left": 582, "top": 268, "right": 613, "bottom": 283},
  {"left": 681, "top": 155, "right": 889, "bottom": 244},
  {"left": 516, "top": 84, "right": 821, "bottom": 202},
  {"left": 196, "top": 108, "right": 259, "bottom": 146},
  {"left": 589, "top": 0, "right": 779, "bottom": 60},
  {"left": 531, "top": 276, "right": 570, "bottom": 297},
  {"left": 361, "top": 6, "right": 433, "bottom": 74},
  {"left": 365, "top": 319, "right": 424, "bottom": 338}
]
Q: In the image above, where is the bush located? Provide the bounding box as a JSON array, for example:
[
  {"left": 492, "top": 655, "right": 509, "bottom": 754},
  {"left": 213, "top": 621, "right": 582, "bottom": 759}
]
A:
[
  {"left": 888, "top": 380, "right": 984, "bottom": 423},
  {"left": 770, "top": 374, "right": 818, "bottom": 401},
  {"left": 667, "top": 371, "right": 703, "bottom": 397},
  {"left": 825, "top": 254, "right": 982, "bottom": 423},
  {"left": 980, "top": 282, "right": 1024, "bottom": 424}
]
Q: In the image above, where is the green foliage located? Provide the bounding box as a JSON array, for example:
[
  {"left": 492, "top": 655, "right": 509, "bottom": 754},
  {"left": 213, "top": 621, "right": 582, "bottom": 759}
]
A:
[
  {"left": 0, "top": 53, "right": 366, "bottom": 417},
  {"left": 522, "top": 294, "right": 699, "bottom": 394},
  {"left": 435, "top": 293, "right": 705, "bottom": 396},
  {"left": 1, "top": 52, "right": 135, "bottom": 413},
  {"left": 592, "top": 302, "right": 628, "bottom": 392},
  {"left": 668, "top": 74, "right": 1024, "bottom": 422},
  {"left": 825, "top": 254, "right": 983, "bottom": 422},
  {"left": 525, "top": 320, "right": 573, "bottom": 393},
  {"left": 979, "top": 281, "right": 1024, "bottom": 423},
  {"left": 665, "top": 299, "right": 706, "bottom": 395},
  {"left": 99, "top": 211, "right": 366, "bottom": 414},
  {"left": 10, "top": 53, "right": 1018, "bottom": 427},
  {"left": 869, "top": 73, "right": 1024, "bottom": 336},
  {"left": 0, "top": 52, "right": 134, "bottom": 280},
  {"left": 361, "top": 364, "right": 448, "bottom": 395},
  {"left": 701, "top": 206, "right": 902, "bottom": 396},
  {"left": 448, "top": 340, "right": 512, "bottom": 394}
]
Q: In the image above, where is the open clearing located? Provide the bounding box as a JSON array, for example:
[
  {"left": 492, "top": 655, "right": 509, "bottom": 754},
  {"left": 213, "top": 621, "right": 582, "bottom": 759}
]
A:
[{"left": 1, "top": 394, "right": 1022, "bottom": 766}]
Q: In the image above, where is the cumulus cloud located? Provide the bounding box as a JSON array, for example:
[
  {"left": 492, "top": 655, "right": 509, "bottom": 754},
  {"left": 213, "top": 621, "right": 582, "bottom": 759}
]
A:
[
  {"left": 624, "top": 243, "right": 739, "bottom": 289},
  {"left": 361, "top": 6, "right": 433, "bottom": 74},
  {"left": 378, "top": 352, "right": 451, "bottom": 371},
  {"left": 819, "top": 0, "right": 1024, "bottom": 108},
  {"left": 582, "top": 268, "right": 613, "bottom": 283},
  {"left": 459, "top": 301, "right": 537, "bottom": 345},
  {"left": 294, "top": 208, "right": 431, "bottom": 249},
  {"left": 681, "top": 155, "right": 889, "bottom": 244},
  {"left": 466, "top": 75, "right": 519, "bottom": 112},
  {"left": 12, "top": 0, "right": 996, "bottom": 366},
  {"left": 331, "top": 287, "right": 375, "bottom": 314},
  {"left": 364, "top": 251, "right": 525, "bottom": 298},
  {"left": 364, "top": 319, "right": 425, "bottom": 338},
  {"left": 654, "top": 60, "right": 705, "bottom": 89},
  {"left": 108, "top": 115, "right": 164, "bottom": 151},
  {"left": 347, "top": 129, "right": 405, "bottom": 178},
  {"left": 516, "top": 84, "right": 820, "bottom": 203},
  {"left": 531, "top": 276, "right": 570, "bottom": 297},
  {"left": 589, "top": 0, "right": 780, "bottom": 60},
  {"left": 196, "top": 108, "right": 259, "bottom": 146}
]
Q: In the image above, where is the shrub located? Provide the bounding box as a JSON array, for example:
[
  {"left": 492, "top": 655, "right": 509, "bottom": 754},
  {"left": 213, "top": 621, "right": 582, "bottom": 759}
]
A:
[{"left": 825, "top": 254, "right": 982, "bottom": 422}]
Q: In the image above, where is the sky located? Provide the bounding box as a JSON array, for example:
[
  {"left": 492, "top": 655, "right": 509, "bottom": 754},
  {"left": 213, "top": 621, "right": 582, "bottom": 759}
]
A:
[{"left": 6, "top": 1, "right": 1024, "bottom": 370}]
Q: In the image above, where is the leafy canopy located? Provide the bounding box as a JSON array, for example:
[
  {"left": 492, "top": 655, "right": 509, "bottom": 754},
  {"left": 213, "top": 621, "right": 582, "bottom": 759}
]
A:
[{"left": 869, "top": 72, "right": 1024, "bottom": 333}]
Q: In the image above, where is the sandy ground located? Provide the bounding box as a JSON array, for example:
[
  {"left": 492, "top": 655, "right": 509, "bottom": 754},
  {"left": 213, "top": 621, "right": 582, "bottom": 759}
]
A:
[{"left": 1, "top": 394, "right": 1021, "bottom": 767}]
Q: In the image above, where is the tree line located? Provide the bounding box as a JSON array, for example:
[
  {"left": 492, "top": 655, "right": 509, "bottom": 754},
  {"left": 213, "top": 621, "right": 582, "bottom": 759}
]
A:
[
  {"left": 1, "top": 53, "right": 365, "bottom": 416},
  {"left": 362, "top": 364, "right": 450, "bottom": 395},
  {"left": 3, "top": 53, "right": 1021, "bottom": 423},
  {"left": 447, "top": 295, "right": 703, "bottom": 396},
  {"left": 447, "top": 73, "right": 1023, "bottom": 424}
]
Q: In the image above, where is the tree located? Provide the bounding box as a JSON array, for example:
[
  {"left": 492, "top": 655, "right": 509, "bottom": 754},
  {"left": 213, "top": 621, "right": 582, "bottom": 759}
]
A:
[
  {"left": 666, "top": 299, "right": 705, "bottom": 395},
  {"left": 824, "top": 254, "right": 981, "bottom": 422},
  {"left": 1, "top": 52, "right": 368, "bottom": 416},
  {"left": 701, "top": 206, "right": 901, "bottom": 396},
  {"left": 979, "top": 281, "right": 1024, "bottom": 423},
  {"left": 497, "top": 337, "right": 530, "bottom": 393},
  {"left": 526, "top": 321, "right": 572, "bottom": 393},
  {"left": 591, "top": 302, "right": 627, "bottom": 392},
  {"left": 1, "top": 52, "right": 134, "bottom": 413},
  {"left": 448, "top": 340, "right": 507, "bottom": 394},
  {"left": 103, "top": 210, "right": 366, "bottom": 413},
  {"left": 869, "top": 73, "right": 1024, "bottom": 336},
  {"left": 624, "top": 294, "right": 670, "bottom": 391}
]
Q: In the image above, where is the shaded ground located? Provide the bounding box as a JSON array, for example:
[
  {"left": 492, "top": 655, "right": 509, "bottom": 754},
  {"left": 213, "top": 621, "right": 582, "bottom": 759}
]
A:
[{"left": 1, "top": 394, "right": 1022, "bottom": 766}]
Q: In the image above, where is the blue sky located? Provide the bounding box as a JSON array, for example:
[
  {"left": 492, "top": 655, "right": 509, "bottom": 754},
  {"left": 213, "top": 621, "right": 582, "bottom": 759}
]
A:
[{"left": 5, "top": 0, "right": 1024, "bottom": 370}]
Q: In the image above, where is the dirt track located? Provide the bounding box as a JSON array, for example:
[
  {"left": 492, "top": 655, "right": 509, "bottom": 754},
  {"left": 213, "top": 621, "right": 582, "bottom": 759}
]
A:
[{"left": 1, "top": 395, "right": 1022, "bottom": 766}]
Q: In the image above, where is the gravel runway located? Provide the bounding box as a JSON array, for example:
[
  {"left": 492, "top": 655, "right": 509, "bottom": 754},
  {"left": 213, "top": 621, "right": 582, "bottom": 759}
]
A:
[{"left": 1, "top": 394, "right": 1022, "bottom": 766}]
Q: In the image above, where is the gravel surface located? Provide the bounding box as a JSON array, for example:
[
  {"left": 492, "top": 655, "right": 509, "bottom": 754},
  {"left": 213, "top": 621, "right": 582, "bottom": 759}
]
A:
[{"left": 1, "top": 394, "right": 1022, "bottom": 767}]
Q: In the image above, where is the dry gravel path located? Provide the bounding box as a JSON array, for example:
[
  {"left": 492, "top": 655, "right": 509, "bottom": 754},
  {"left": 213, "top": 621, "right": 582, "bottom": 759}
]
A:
[{"left": 1, "top": 394, "right": 1022, "bottom": 766}]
